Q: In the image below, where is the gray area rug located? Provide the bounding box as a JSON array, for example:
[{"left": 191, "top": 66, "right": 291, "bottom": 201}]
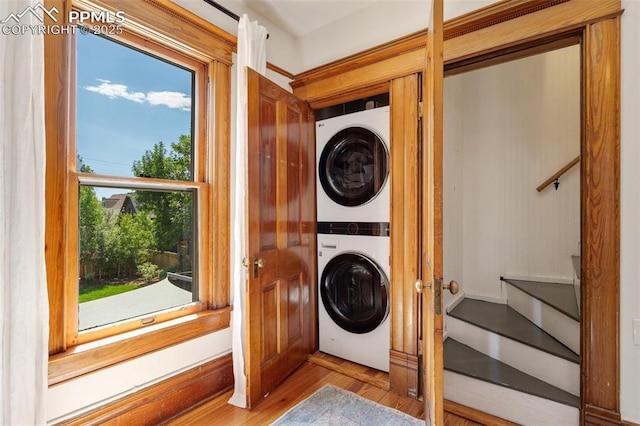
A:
[{"left": 270, "top": 384, "right": 424, "bottom": 425}]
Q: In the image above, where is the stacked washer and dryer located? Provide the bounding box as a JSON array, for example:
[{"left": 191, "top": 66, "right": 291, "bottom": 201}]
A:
[{"left": 316, "top": 106, "right": 391, "bottom": 372}]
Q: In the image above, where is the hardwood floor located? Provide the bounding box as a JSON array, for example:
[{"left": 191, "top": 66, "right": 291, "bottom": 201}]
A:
[{"left": 164, "top": 360, "right": 482, "bottom": 425}]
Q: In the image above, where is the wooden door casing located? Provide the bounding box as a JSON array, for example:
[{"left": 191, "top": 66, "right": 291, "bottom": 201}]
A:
[
  {"left": 246, "top": 68, "right": 315, "bottom": 408},
  {"left": 422, "top": 0, "right": 445, "bottom": 423},
  {"left": 389, "top": 73, "right": 421, "bottom": 398}
]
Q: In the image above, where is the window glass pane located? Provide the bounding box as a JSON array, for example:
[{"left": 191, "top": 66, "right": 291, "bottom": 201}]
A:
[
  {"left": 76, "top": 32, "right": 194, "bottom": 180},
  {"left": 78, "top": 185, "right": 196, "bottom": 331}
]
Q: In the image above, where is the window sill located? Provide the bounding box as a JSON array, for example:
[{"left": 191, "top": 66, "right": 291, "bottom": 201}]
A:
[{"left": 48, "top": 306, "right": 231, "bottom": 386}]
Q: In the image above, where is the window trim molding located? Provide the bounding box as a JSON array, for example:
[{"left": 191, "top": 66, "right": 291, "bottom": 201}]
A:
[
  {"left": 45, "top": 0, "right": 231, "bottom": 383},
  {"left": 49, "top": 307, "right": 231, "bottom": 385}
]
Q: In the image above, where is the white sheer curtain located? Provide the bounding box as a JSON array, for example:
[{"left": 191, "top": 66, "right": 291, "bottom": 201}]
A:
[
  {"left": 0, "top": 0, "right": 49, "bottom": 424},
  {"left": 228, "top": 14, "right": 268, "bottom": 408}
]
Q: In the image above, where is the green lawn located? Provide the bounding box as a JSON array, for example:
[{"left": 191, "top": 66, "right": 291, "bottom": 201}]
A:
[{"left": 79, "top": 283, "right": 139, "bottom": 303}]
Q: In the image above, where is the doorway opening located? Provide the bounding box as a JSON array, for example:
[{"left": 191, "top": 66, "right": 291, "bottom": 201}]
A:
[{"left": 442, "top": 44, "right": 582, "bottom": 425}]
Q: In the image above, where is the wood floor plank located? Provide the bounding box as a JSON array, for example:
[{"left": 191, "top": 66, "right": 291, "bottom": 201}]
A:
[
  {"left": 165, "top": 361, "right": 482, "bottom": 426},
  {"left": 355, "top": 382, "right": 389, "bottom": 403},
  {"left": 164, "top": 362, "right": 410, "bottom": 425}
]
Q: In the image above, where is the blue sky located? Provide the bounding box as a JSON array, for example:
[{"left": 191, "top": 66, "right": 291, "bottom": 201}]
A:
[{"left": 76, "top": 33, "right": 193, "bottom": 199}]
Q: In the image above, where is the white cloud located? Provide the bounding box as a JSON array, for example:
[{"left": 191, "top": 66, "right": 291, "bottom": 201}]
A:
[
  {"left": 84, "top": 79, "right": 191, "bottom": 111},
  {"left": 84, "top": 79, "right": 146, "bottom": 103},
  {"left": 146, "top": 91, "right": 192, "bottom": 111}
]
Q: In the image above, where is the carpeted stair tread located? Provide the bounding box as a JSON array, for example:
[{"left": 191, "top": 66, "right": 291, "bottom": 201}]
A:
[
  {"left": 502, "top": 277, "right": 580, "bottom": 321},
  {"left": 448, "top": 298, "right": 579, "bottom": 363},
  {"left": 444, "top": 338, "right": 580, "bottom": 408}
]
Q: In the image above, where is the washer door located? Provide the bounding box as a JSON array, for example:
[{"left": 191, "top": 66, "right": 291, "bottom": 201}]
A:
[
  {"left": 320, "top": 252, "right": 389, "bottom": 334},
  {"left": 319, "top": 127, "right": 389, "bottom": 207}
]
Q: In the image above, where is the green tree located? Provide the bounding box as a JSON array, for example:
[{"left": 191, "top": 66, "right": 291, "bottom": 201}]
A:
[
  {"left": 131, "top": 136, "right": 193, "bottom": 269},
  {"left": 78, "top": 159, "right": 107, "bottom": 279},
  {"left": 109, "top": 212, "right": 156, "bottom": 277},
  {"left": 132, "top": 136, "right": 191, "bottom": 180}
]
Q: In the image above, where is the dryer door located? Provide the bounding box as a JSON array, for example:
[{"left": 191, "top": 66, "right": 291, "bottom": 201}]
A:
[
  {"left": 319, "top": 127, "right": 389, "bottom": 207},
  {"left": 320, "top": 252, "right": 389, "bottom": 334}
]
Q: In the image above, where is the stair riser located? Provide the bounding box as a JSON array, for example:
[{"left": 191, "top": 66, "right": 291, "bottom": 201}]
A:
[
  {"left": 445, "top": 371, "right": 579, "bottom": 426},
  {"left": 447, "top": 316, "right": 579, "bottom": 395},
  {"left": 506, "top": 284, "right": 580, "bottom": 354}
]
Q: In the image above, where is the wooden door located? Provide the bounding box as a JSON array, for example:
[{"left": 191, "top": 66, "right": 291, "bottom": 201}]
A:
[
  {"left": 421, "top": 0, "right": 445, "bottom": 423},
  {"left": 245, "top": 68, "right": 316, "bottom": 408}
]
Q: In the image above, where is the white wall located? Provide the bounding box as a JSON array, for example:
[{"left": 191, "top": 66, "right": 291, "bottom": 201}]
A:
[
  {"left": 443, "top": 46, "right": 581, "bottom": 301},
  {"left": 47, "top": 329, "right": 231, "bottom": 424},
  {"left": 297, "top": 0, "right": 510, "bottom": 71},
  {"left": 443, "top": 74, "right": 465, "bottom": 307},
  {"left": 297, "top": 1, "right": 430, "bottom": 71},
  {"left": 620, "top": 1, "right": 640, "bottom": 422}
]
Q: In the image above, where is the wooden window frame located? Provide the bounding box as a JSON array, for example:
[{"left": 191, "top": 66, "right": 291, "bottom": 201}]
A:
[
  {"left": 71, "top": 29, "right": 209, "bottom": 346},
  {"left": 44, "top": 0, "right": 233, "bottom": 385}
]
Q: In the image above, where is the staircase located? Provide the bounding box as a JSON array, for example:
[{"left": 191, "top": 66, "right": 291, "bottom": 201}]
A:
[{"left": 444, "top": 278, "right": 580, "bottom": 425}]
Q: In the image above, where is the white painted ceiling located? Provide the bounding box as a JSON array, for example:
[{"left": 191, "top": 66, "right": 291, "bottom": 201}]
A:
[{"left": 240, "top": 0, "right": 385, "bottom": 37}]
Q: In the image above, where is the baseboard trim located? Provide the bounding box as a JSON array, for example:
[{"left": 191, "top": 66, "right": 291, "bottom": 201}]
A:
[
  {"left": 583, "top": 404, "right": 622, "bottom": 425},
  {"left": 59, "top": 353, "right": 234, "bottom": 425},
  {"left": 307, "top": 351, "right": 390, "bottom": 390},
  {"left": 389, "top": 350, "right": 420, "bottom": 399},
  {"left": 583, "top": 404, "right": 623, "bottom": 426},
  {"left": 444, "top": 400, "right": 517, "bottom": 426}
]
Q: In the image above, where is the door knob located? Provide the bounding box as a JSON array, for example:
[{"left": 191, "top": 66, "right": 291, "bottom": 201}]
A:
[
  {"left": 444, "top": 280, "right": 459, "bottom": 295},
  {"left": 245, "top": 256, "right": 266, "bottom": 278},
  {"left": 242, "top": 257, "right": 266, "bottom": 268},
  {"left": 252, "top": 256, "right": 266, "bottom": 278}
]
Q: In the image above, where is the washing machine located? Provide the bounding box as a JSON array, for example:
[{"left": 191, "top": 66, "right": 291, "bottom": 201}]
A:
[
  {"left": 316, "top": 106, "right": 390, "bottom": 223},
  {"left": 317, "top": 227, "right": 390, "bottom": 372}
]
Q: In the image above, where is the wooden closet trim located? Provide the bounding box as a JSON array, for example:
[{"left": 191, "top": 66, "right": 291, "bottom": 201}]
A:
[
  {"left": 581, "top": 16, "right": 621, "bottom": 424},
  {"left": 444, "top": 0, "right": 621, "bottom": 64},
  {"left": 389, "top": 74, "right": 421, "bottom": 399},
  {"left": 443, "top": 0, "right": 570, "bottom": 40},
  {"left": 292, "top": 48, "right": 425, "bottom": 108},
  {"left": 291, "top": 0, "right": 620, "bottom": 105}
]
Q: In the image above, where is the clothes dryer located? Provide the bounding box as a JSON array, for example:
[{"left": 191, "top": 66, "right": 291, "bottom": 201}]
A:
[
  {"left": 317, "top": 228, "right": 390, "bottom": 372},
  {"left": 316, "top": 107, "right": 390, "bottom": 223}
]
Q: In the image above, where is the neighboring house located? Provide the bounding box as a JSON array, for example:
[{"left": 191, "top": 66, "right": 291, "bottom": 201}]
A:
[{"left": 101, "top": 193, "right": 138, "bottom": 219}]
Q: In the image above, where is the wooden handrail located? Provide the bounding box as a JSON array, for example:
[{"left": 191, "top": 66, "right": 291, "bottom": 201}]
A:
[{"left": 536, "top": 155, "right": 580, "bottom": 192}]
